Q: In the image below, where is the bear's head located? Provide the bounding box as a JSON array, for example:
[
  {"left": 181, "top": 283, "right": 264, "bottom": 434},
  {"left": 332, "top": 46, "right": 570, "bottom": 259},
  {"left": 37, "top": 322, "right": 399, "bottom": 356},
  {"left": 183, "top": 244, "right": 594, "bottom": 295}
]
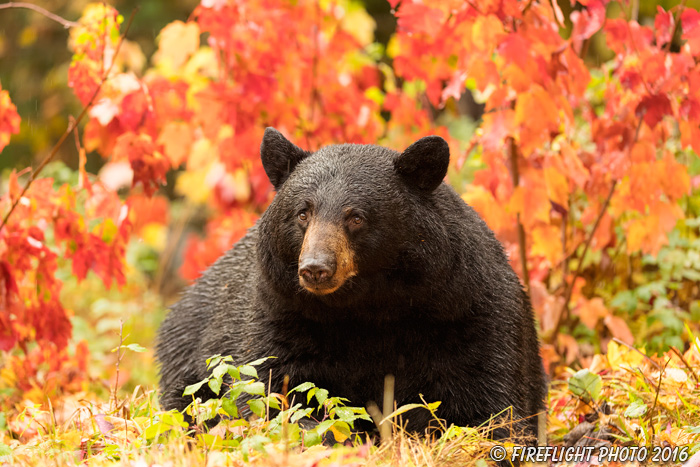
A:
[{"left": 257, "top": 128, "right": 452, "bottom": 312}]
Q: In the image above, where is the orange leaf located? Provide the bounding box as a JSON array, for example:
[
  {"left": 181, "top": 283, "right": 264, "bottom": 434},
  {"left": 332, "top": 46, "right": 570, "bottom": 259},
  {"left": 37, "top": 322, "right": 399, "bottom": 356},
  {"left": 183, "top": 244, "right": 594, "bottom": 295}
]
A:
[
  {"left": 515, "top": 85, "right": 560, "bottom": 153},
  {"left": 544, "top": 167, "right": 568, "bottom": 208},
  {"left": 157, "top": 121, "right": 193, "bottom": 167},
  {"left": 462, "top": 186, "right": 513, "bottom": 235},
  {"left": 0, "top": 88, "right": 21, "bottom": 153},
  {"left": 530, "top": 224, "right": 562, "bottom": 265},
  {"left": 507, "top": 183, "right": 550, "bottom": 228},
  {"left": 480, "top": 109, "right": 515, "bottom": 152},
  {"left": 575, "top": 297, "right": 609, "bottom": 330},
  {"left": 604, "top": 315, "right": 634, "bottom": 345}
]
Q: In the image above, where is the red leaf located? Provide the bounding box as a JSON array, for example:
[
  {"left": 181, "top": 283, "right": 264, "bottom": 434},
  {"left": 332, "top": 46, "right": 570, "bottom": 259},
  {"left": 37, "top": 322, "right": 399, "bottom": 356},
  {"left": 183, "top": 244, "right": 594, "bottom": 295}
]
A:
[
  {"left": 113, "top": 132, "right": 170, "bottom": 196},
  {"left": 395, "top": 2, "right": 445, "bottom": 36},
  {"left": 635, "top": 94, "right": 672, "bottom": 129},
  {"left": 655, "top": 5, "right": 674, "bottom": 46},
  {"left": 681, "top": 8, "right": 700, "bottom": 55},
  {"left": 571, "top": 0, "right": 606, "bottom": 42}
]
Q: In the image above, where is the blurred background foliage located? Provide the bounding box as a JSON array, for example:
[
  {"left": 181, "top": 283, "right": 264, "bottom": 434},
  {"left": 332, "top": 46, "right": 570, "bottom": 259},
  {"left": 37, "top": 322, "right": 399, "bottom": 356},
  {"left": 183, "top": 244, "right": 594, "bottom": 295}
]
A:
[{"left": 2, "top": 0, "right": 700, "bottom": 393}]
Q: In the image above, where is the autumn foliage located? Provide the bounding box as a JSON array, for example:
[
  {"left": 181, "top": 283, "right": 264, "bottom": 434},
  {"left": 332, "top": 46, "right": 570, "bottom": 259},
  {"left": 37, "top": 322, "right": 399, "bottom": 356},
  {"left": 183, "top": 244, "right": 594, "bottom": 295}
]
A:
[{"left": 1, "top": 0, "right": 700, "bottom": 398}]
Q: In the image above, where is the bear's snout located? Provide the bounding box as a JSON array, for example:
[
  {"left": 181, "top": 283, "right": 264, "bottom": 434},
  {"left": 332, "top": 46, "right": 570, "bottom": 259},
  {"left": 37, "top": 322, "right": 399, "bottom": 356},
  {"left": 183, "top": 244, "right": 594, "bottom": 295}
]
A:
[
  {"left": 299, "top": 256, "right": 336, "bottom": 284},
  {"left": 298, "top": 220, "right": 356, "bottom": 295}
]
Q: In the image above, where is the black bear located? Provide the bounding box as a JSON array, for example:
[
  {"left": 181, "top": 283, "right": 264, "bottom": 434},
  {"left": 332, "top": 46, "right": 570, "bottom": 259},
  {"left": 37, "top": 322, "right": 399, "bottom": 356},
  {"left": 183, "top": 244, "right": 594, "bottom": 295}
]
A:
[{"left": 156, "top": 128, "right": 546, "bottom": 440}]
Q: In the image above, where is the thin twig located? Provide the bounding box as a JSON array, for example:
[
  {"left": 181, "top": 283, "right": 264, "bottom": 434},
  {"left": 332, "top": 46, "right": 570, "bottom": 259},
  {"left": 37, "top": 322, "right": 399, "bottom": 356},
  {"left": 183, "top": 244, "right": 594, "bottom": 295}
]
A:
[
  {"left": 0, "top": 8, "right": 138, "bottom": 232},
  {"left": 112, "top": 320, "right": 125, "bottom": 411},
  {"left": 0, "top": 2, "right": 79, "bottom": 28},
  {"left": 508, "top": 137, "right": 530, "bottom": 292},
  {"left": 664, "top": 0, "right": 688, "bottom": 52},
  {"left": 547, "top": 180, "right": 617, "bottom": 343},
  {"left": 647, "top": 357, "right": 671, "bottom": 445},
  {"left": 670, "top": 346, "right": 699, "bottom": 383}
]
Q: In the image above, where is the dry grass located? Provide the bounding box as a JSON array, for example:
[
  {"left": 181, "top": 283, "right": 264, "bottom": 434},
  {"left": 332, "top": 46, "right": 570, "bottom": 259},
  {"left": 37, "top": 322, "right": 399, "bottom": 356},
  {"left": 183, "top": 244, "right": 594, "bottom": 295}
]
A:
[{"left": 2, "top": 339, "right": 700, "bottom": 466}]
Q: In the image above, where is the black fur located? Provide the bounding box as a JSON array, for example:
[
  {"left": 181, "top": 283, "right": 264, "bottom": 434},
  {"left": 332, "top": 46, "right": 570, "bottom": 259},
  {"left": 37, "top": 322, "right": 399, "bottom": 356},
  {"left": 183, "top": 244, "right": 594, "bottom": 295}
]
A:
[{"left": 156, "top": 129, "right": 546, "bottom": 439}]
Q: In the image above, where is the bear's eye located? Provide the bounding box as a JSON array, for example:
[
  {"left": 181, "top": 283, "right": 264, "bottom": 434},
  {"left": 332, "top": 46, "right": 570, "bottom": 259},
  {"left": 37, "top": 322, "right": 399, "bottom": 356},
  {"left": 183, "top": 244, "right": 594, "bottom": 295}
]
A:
[
  {"left": 298, "top": 211, "right": 309, "bottom": 222},
  {"left": 352, "top": 215, "right": 363, "bottom": 225}
]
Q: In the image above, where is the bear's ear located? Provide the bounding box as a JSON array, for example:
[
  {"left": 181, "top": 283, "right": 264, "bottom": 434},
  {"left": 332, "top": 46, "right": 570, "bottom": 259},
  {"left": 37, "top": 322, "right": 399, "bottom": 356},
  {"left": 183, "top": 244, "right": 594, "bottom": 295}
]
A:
[
  {"left": 394, "top": 136, "right": 450, "bottom": 192},
  {"left": 261, "top": 127, "right": 310, "bottom": 190}
]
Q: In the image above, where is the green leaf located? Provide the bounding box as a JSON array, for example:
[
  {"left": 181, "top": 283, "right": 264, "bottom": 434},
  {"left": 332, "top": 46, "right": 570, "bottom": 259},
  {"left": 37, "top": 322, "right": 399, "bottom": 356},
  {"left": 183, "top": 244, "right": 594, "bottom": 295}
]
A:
[
  {"left": 290, "top": 407, "right": 314, "bottom": 424},
  {"left": 222, "top": 398, "right": 238, "bottom": 418},
  {"left": 125, "top": 343, "right": 146, "bottom": 353},
  {"left": 314, "top": 419, "right": 335, "bottom": 435},
  {"left": 568, "top": 369, "right": 602, "bottom": 401},
  {"left": 227, "top": 366, "right": 241, "bottom": 381},
  {"left": 290, "top": 382, "right": 315, "bottom": 393},
  {"left": 183, "top": 379, "right": 207, "bottom": 396},
  {"left": 624, "top": 400, "right": 648, "bottom": 418},
  {"left": 242, "top": 381, "right": 266, "bottom": 397},
  {"left": 206, "top": 355, "right": 223, "bottom": 368},
  {"left": 266, "top": 396, "right": 281, "bottom": 410},
  {"left": 247, "top": 356, "right": 275, "bottom": 366},
  {"left": 208, "top": 378, "right": 222, "bottom": 395},
  {"left": 381, "top": 403, "right": 431, "bottom": 424},
  {"left": 239, "top": 365, "right": 258, "bottom": 379},
  {"left": 333, "top": 407, "right": 354, "bottom": 421},
  {"left": 0, "top": 444, "right": 11, "bottom": 456},
  {"left": 248, "top": 399, "right": 266, "bottom": 418},
  {"left": 212, "top": 364, "right": 229, "bottom": 380},
  {"left": 314, "top": 388, "right": 328, "bottom": 406},
  {"left": 303, "top": 430, "right": 322, "bottom": 447}
]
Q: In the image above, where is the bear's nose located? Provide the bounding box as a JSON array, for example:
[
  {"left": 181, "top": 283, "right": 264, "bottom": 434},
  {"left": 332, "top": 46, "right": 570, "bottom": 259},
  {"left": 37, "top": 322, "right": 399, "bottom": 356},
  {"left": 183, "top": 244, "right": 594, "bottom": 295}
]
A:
[{"left": 299, "top": 259, "right": 335, "bottom": 284}]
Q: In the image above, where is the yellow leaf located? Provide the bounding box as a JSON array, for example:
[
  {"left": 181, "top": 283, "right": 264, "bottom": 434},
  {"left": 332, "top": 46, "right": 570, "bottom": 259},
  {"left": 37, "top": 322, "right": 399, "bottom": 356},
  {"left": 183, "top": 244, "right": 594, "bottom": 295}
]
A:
[
  {"left": 340, "top": 2, "right": 376, "bottom": 46},
  {"left": 606, "top": 339, "right": 644, "bottom": 372},
  {"left": 544, "top": 167, "right": 569, "bottom": 207},
  {"left": 141, "top": 223, "right": 168, "bottom": 252},
  {"left": 329, "top": 424, "right": 348, "bottom": 443},
  {"left": 530, "top": 224, "right": 561, "bottom": 265},
  {"left": 154, "top": 21, "right": 200, "bottom": 70},
  {"left": 176, "top": 169, "right": 210, "bottom": 204}
]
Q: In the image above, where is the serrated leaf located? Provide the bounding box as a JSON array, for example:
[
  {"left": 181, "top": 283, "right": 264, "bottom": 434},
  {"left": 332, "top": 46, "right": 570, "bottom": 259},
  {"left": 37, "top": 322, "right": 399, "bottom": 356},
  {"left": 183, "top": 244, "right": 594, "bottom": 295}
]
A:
[
  {"left": 314, "top": 388, "right": 328, "bottom": 406},
  {"left": 568, "top": 369, "right": 602, "bottom": 401},
  {"left": 247, "top": 356, "right": 275, "bottom": 366},
  {"left": 239, "top": 365, "right": 258, "bottom": 378},
  {"left": 221, "top": 397, "right": 238, "bottom": 418},
  {"left": 206, "top": 354, "right": 222, "bottom": 368},
  {"left": 208, "top": 377, "right": 222, "bottom": 395},
  {"left": 248, "top": 399, "right": 266, "bottom": 417},
  {"left": 242, "top": 381, "right": 266, "bottom": 396},
  {"left": 212, "top": 363, "right": 229, "bottom": 380},
  {"left": 227, "top": 366, "right": 241, "bottom": 381},
  {"left": 290, "top": 382, "right": 315, "bottom": 393},
  {"left": 183, "top": 379, "right": 207, "bottom": 396},
  {"left": 303, "top": 430, "right": 322, "bottom": 447},
  {"left": 290, "top": 408, "right": 314, "bottom": 424}
]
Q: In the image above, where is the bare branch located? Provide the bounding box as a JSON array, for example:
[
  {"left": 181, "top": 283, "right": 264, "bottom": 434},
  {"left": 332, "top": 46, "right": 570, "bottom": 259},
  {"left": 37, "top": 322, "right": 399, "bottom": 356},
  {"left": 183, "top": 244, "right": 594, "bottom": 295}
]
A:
[
  {"left": 0, "top": 2, "right": 79, "bottom": 28},
  {"left": 0, "top": 8, "right": 138, "bottom": 231}
]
